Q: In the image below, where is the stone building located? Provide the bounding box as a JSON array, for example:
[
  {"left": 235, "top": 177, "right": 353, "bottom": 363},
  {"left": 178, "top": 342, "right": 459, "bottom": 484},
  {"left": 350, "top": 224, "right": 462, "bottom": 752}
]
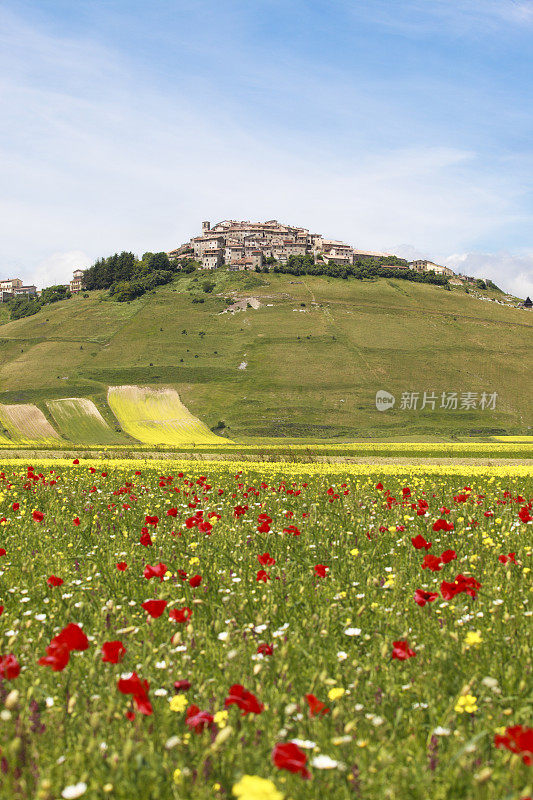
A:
[
  {"left": 409, "top": 260, "right": 455, "bottom": 276},
  {"left": 168, "top": 219, "right": 398, "bottom": 270}
]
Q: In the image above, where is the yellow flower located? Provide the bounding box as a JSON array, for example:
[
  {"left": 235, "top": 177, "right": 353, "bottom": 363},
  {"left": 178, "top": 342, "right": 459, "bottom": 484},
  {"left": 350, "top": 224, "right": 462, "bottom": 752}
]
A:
[
  {"left": 464, "top": 631, "right": 482, "bottom": 648},
  {"left": 232, "top": 775, "right": 284, "bottom": 800},
  {"left": 350, "top": 548, "right": 359, "bottom": 556},
  {"left": 173, "top": 768, "right": 182, "bottom": 784},
  {"left": 189, "top": 557, "right": 200, "bottom": 565},
  {"left": 213, "top": 709, "right": 229, "bottom": 727},
  {"left": 169, "top": 695, "right": 188, "bottom": 713},
  {"left": 327, "top": 687, "right": 345, "bottom": 701},
  {"left": 455, "top": 694, "right": 478, "bottom": 714}
]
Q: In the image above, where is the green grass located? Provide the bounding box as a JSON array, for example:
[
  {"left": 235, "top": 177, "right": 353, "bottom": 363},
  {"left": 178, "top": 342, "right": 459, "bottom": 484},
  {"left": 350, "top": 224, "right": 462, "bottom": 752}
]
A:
[
  {"left": 0, "top": 458, "right": 531, "bottom": 799},
  {"left": 0, "top": 273, "right": 530, "bottom": 440},
  {"left": 46, "top": 398, "right": 126, "bottom": 445}
]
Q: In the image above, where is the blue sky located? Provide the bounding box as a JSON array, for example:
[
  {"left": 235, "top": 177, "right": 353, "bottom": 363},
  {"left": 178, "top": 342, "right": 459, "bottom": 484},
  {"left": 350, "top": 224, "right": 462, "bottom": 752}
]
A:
[{"left": 1, "top": 0, "right": 532, "bottom": 295}]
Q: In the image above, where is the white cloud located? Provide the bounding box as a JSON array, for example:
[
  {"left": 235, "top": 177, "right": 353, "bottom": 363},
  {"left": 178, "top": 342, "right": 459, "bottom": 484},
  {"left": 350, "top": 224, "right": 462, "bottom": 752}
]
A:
[
  {"left": 31, "top": 251, "right": 91, "bottom": 290},
  {"left": 444, "top": 251, "right": 533, "bottom": 297}
]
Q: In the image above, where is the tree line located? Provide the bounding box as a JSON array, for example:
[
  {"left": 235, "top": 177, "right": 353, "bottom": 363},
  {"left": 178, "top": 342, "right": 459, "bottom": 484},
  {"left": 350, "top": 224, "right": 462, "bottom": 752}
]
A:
[{"left": 262, "top": 254, "right": 450, "bottom": 286}]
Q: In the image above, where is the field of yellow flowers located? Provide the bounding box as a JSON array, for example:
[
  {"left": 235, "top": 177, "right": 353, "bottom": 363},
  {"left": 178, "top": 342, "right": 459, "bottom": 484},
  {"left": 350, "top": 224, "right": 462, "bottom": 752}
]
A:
[{"left": 0, "top": 458, "right": 531, "bottom": 800}]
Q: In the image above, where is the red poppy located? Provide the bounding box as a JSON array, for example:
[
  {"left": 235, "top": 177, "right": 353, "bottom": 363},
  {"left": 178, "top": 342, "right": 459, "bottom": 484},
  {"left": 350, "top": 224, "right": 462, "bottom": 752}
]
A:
[
  {"left": 305, "top": 693, "right": 330, "bottom": 717},
  {"left": 0, "top": 653, "right": 21, "bottom": 680},
  {"left": 283, "top": 525, "right": 301, "bottom": 536},
  {"left": 102, "top": 640, "right": 126, "bottom": 664},
  {"left": 116, "top": 562, "right": 128, "bottom": 571},
  {"left": 198, "top": 520, "right": 212, "bottom": 534},
  {"left": 499, "top": 553, "right": 517, "bottom": 565},
  {"left": 257, "top": 521, "right": 271, "bottom": 533},
  {"left": 225, "top": 684, "right": 264, "bottom": 715},
  {"left": 440, "top": 574, "right": 481, "bottom": 600},
  {"left": 0, "top": 549, "right": 6, "bottom": 557},
  {"left": 73, "top": 517, "right": 80, "bottom": 526},
  {"left": 174, "top": 679, "right": 191, "bottom": 692},
  {"left": 518, "top": 507, "right": 532, "bottom": 523},
  {"left": 141, "top": 599, "right": 168, "bottom": 618},
  {"left": 38, "top": 623, "right": 89, "bottom": 671},
  {"left": 47, "top": 575, "right": 63, "bottom": 587},
  {"left": 143, "top": 562, "right": 167, "bottom": 581},
  {"left": 117, "top": 672, "right": 153, "bottom": 715},
  {"left": 73, "top": 459, "right": 79, "bottom": 465},
  {"left": 272, "top": 742, "right": 311, "bottom": 779},
  {"left": 414, "top": 589, "right": 439, "bottom": 607},
  {"left": 12, "top": 503, "right": 19, "bottom": 511},
  {"left": 0, "top": 606, "right": 3, "bottom": 616},
  {"left": 440, "top": 549, "right": 457, "bottom": 564},
  {"left": 139, "top": 531, "right": 153, "bottom": 547},
  {"left": 169, "top": 606, "right": 192, "bottom": 623},
  {"left": 256, "top": 569, "right": 270, "bottom": 583},
  {"left": 54, "top": 623, "right": 89, "bottom": 652},
  {"left": 421, "top": 554, "right": 442, "bottom": 572},
  {"left": 38, "top": 641, "right": 70, "bottom": 671},
  {"left": 314, "top": 564, "right": 329, "bottom": 577},
  {"left": 185, "top": 704, "right": 214, "bottom": 733},
  {"left": 167, "top": 507, "right": 178, "bottom": 517},
  {"left": 494, "top": 725, "right": 533, "bottom": 765},
  {"left": 411, "top": 535, "right": 432, "bottom": 550},
  {"left": 32, "top": 510, "right": 44, "bottom": 522},
  {"left": 432, "top": 519, "right": 454, "bottom": 532},
  {"left": 376, "top": 482, "right": 384, "bottom": 490},
  {"left": 257, "top": 643, "right": 273, "bottom": 656},
  {"left": 189, "top": 575, "right": 202, "bottom": 588},
  {"left": 145, "top": 515, "right": 159, "bottom": 526},
  {"left": 258, "top": 552, "right": 276, "bottom": 566},
  {"left": 392, "top": 640, "right": 416, "bottom": 660}
]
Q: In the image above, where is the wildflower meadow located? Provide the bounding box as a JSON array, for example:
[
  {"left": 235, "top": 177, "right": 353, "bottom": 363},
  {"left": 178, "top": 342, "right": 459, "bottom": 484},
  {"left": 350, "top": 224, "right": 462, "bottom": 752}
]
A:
[{"left": 0, "top": 458, "right": 531, "bottom": 800}]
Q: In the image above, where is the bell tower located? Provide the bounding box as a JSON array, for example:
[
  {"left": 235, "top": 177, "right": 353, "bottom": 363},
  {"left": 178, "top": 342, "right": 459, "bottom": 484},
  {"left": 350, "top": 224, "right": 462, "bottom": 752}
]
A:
[{"left": 202, "top": 221, "right": 211, "bottom": 235}]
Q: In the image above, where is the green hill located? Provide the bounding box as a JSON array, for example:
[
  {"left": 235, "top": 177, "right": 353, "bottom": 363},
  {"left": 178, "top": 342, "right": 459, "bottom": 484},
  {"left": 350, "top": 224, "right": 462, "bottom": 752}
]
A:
[{"left": 0, "top": 270, "right": 530, "bottom": 441}]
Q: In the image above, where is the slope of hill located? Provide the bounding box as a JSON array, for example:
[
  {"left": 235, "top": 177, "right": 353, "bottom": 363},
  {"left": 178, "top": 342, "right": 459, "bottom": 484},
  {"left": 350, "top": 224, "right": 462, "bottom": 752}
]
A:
[{"left": 0, "top": 270, "right": 530, "bottom": 441}]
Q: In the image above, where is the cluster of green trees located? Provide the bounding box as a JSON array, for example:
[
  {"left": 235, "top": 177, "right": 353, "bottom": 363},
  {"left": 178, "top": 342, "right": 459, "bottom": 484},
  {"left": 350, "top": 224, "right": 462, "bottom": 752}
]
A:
[
  {"left": 82, "top": 251, "right": 196, "bottom": 302},
  {"left": 262, "top": 254, "right": 449, "bottom": 286},
  {"left": 9, "top": 285, "right": 72, "bottom": 320}
]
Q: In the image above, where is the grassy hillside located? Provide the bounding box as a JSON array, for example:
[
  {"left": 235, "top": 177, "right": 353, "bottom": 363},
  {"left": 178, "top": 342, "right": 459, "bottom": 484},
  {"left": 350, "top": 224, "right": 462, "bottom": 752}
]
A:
[{"left": 0, "top": 271, "right": 530, "bottom": 440}]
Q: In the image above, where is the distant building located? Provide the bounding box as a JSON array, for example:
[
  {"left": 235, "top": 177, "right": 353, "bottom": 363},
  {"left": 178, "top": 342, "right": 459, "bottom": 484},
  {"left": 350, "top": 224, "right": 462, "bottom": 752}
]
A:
[
  {"left": 201, "top": 248, "right": 224, "bottom": 270},
  {"left": 0, "top": 278, "right": 23, "bottom": 291},
  {"left": 14, "top": 285, "right": 37, "bottom": 297},
  {"left": 0, "top": 279, "right": 37, "bottom": 302},
  {"left": 168, "top": 220, "right": 396, "bottom": 270},
  {"left": 70, "top": 269, "right": 85, "bottom": 293},
  {"left": 409, "top": 260, "right": 455, "bottom": 277},
  {"left": 523, "top": 296, "right": 532, "bottom": 309}
]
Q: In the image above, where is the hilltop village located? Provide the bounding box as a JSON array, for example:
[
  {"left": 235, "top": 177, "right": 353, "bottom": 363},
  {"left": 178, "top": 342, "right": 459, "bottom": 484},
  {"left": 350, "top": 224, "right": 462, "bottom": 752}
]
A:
[
  {"left": 167, "top": 219, "right": 457, "bottom": 277},
  {"left": 1, "top": 219, "right": 530, "bottom": 315}
]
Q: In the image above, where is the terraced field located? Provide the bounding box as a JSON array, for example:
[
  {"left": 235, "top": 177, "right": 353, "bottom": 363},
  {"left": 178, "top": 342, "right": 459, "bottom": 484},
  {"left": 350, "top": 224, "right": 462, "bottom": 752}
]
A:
[
  {"left": 46, "top": 398, "right": 125, "bottom": 445},
  {"left": 0, "top": 403, "right": 61, "bottom": 443},
  {"left": 107, "top": 385, "right": 231, "bottom": 446}
]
